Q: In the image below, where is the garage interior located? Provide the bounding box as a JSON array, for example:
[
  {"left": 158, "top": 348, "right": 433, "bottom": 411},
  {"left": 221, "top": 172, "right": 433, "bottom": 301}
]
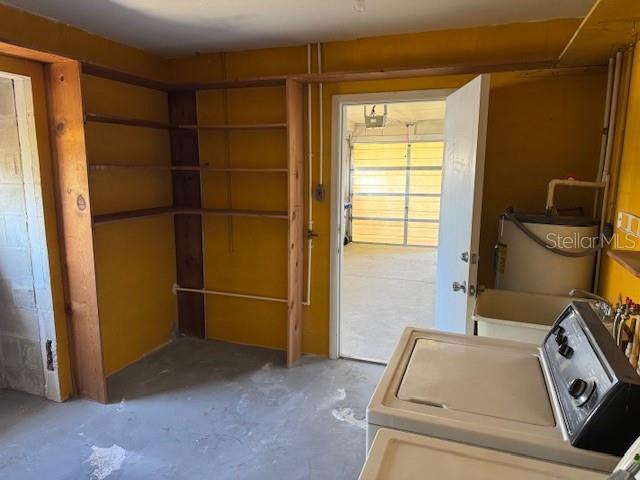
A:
[
  {"left": 340, "top": 101, "right": 443, "bottom": 362},
  {"left": 0, "top": 0, "right": 640, "bottom": 478}
]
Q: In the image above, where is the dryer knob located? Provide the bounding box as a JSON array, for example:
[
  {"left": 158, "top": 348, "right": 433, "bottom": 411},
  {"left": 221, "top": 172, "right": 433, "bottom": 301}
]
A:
[
  {"left": 569, "top": 378, "right": 587, "bottom": 399},
  {"left": 555, "top": 333, "right": 567, "bottom": 345},
  {"left": 559, "top": 344, "right": 574, "bottom": 358}
]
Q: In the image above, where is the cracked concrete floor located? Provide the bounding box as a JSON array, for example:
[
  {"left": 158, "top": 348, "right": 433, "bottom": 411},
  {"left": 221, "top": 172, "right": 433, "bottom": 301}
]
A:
[{"left": 0, "top": 338, "right": 383, "bottom": 480}]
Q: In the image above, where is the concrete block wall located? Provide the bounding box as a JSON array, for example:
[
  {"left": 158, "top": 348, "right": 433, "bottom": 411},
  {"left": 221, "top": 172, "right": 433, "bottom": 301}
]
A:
[{"left": 0, "top": 76, "right": 50, "bottom": 397}]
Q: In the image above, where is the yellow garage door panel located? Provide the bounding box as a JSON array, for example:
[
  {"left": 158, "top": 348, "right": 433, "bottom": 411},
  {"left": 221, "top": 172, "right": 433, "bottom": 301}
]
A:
[
  {"left": 409, "top": 170, "right": 442, "bottom": 194},
  {"left": 352, "top": 196, "right": 405, "bottom": 219},
  {"left": 352, "top": 143, "right": 407, "bottom": 168},
  {"left": 408, "top": 197, "right": 441, "bottom": 220},
  {"left": 352, "top": 220, "right": 404, "bottom": 244},
  {"left": 350, "top": 141, "right": 442, "bottom": 246},
  {"left": 411, "top": 142, "right": 444, "bottom": 167},
  {"left": 352, "top": 170, "right": 407, "bottom": 195},
  {"left": 407, "top": 222, "right": 440, "bottom": 247}
]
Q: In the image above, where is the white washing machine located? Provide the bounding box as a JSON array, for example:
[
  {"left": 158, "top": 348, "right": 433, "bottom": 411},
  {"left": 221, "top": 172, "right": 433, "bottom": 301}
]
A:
[
  {"left": 359, "top": 428, "right": 607, "bottom": 480},
  {"left": 367, "top": 302, "right": 640, "bottom": 473}
]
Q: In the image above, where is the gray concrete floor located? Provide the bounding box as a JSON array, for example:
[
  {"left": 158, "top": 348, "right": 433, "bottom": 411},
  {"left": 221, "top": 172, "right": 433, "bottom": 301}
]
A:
[
  {"left": 0, "top": 338, "right": 383, "bottom": 480},
  {"left": 341, "top": 243, "right": 436, "bottom": 363}
]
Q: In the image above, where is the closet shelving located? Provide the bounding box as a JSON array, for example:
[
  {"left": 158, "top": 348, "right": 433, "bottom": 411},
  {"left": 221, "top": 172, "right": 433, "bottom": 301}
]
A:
[{"left": 82, "top": 65, "right": 305, "bottom": 372}]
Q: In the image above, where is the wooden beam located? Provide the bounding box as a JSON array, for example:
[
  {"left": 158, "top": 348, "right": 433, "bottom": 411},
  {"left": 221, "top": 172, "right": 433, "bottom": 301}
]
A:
[
  {"left": 286, "top": 79, "right": 305, "bottom": 367},
  {"left": 169, "top": 91, "right": 205, "bottom": 338},
  {"left": 0, "top": 40, "right": 70, "bottom": 64},
  {"left": 290, "top": 60, "right": 558, "bottom": 83},
  {"left": 45, "top": 61, "right": 107, "bottom": 403},
  {"left": 560, "top": 0, "right": 640, "bottom": 66}
]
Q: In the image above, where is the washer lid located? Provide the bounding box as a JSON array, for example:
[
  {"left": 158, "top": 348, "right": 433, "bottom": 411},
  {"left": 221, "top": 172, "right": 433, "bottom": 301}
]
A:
[
  {"left": 359, "top": 429, "right": 606, "bottom": 480},
  {"left": 397, "top": 339, "right": 555, "bottom": 426}
]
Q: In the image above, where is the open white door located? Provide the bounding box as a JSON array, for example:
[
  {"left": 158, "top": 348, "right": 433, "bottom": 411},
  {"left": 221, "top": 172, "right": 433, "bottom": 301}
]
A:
[{"left": 435, "top": 75, "right": 490, "bottom": 334}]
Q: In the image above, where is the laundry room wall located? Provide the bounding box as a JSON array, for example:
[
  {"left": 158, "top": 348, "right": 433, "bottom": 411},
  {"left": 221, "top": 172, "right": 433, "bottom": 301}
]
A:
[
  {"left": 81, "top": 75, "right": 177, "bottom": 376},
  {"left": 0, "top": 3, "right": 610, "bottom": 362},
  {"left": 0, "top": 4, "right": 174, "bottom": 379},
  {"left": 168, "top": 19, "right": 607, "bottom": 355},
  {"left": 598, "top": 45, "right": 640, "bottom": 303}
]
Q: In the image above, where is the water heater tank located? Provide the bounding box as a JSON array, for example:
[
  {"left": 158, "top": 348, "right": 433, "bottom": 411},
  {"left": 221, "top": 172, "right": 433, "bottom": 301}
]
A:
[{"left": 495, "top": 213, "right": 598, "bottom": 295}]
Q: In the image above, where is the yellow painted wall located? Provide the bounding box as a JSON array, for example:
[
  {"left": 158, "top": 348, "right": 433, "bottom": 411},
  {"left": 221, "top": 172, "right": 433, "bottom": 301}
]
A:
[
  {"left": 167, "top": 19, "right": 606, "bottom": 356},
  {"left": 0, "top": 6, "right": 610, "bottom": 365},
  {"left": 598, "top": 45, "right": 640, "bottom": 303},
  {"left": 81, "top": 75, "right": 177, "bottom": 376},
  {"left": 0, "top": 3, "right": 166, "bottom": 80},
  {"left": 0, "top": 54, "right": 72, "bottom": 399}
]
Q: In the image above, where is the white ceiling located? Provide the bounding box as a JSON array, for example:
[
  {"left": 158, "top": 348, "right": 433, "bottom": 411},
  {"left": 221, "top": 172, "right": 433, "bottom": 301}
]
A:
[
  {"left": 1, "top": 0, "right": 595, "bottom": 56},
  {"left": 346, "top": 101, "right": 446, "bottom": 129}
]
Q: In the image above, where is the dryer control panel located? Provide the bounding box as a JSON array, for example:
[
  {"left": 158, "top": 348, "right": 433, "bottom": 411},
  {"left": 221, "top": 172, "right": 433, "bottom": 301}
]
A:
[{"left": 543, "top": 302, "right": 640, "bottom": 456}]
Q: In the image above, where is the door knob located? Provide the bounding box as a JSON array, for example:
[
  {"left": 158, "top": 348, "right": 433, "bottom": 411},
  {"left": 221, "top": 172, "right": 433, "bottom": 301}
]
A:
[{"left": 452, "top": 281, "right": 467, "bottom": 293}]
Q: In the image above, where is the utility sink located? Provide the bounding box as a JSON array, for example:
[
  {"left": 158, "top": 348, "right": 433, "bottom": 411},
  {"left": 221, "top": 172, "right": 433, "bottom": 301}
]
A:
[{"left": 473, "top": 289, "right": 592, "bottom": 344}]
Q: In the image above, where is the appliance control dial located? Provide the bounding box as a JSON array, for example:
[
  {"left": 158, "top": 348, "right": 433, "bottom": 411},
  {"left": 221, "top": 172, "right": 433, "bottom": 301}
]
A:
[
  {"left": 568, "top": 378, "right": 596, "bottom": 407},
  {"left": 556, "top": 332, "right": 567, "bottom": 345},
  {"left": 559, "top": 343, "right": 574, "bottom": 358}
]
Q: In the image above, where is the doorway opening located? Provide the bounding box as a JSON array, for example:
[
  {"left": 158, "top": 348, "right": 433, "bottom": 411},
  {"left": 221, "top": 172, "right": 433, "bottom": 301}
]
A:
[
  {"left": 0, "top": 71, "right": 60, "bottom": 400},
  {"left": 333, "top": 92, "right": 449, "bottom": 363}
]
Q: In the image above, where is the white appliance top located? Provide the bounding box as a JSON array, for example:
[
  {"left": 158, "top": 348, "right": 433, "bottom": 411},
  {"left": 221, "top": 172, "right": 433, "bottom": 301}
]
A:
[
  {"left": 367, "top": 327, "right": 619, "bottom": 472},
  {"left": 359, "top": 428, "right": 607, "bottom": 480},
  {"left": 398, "top": 338, "right": 554, "bottom": 426}
]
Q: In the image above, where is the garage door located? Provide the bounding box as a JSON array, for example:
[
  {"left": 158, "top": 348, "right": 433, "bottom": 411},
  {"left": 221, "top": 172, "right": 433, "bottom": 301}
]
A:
[{"left": 350, "top": 141, "right": 443, "bottom": 247}]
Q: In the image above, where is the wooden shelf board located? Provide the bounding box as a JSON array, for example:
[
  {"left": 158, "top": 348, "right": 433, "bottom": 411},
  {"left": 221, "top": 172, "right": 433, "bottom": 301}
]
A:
[
  {"left": 85, "top": 112, "right": 173, "bottom": 130},
  {"left": 179, "top": 123, "right": 287, "bottom": 130},
  {"left": 607, "top": 249, "right": 640, "bottom": 278},
  {"left": 93, "top": 206, "right": 288, "bottom": 223},
  {"left": 177, "top": 208, "right": 288, "bottom": 219},
  {"left": 88, "top": 164, "right": 288, "bottom": 173},
  {"left": 89, "top": 164, "right": 172, "bottom": 170},
  {"left": 85, "top": 114, "right": 287, "bottom": 131},
  {"left": 82, "top": 62, "right": 170, "bottom": 91},
  {"left": 196, "top": 167, "right": 288, "bottom": 173},
  {"left": 560, "top": 0, "right": 640, "bottom": 66},
  {"left": 93, "top": 206, "right": 175, "bottom": 224}
]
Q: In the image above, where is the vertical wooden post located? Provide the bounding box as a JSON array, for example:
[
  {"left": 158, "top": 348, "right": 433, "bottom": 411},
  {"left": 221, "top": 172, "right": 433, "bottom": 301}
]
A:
[
  {"left": 169, "top": 91, "right": 205, "bottom": 338},
  {"left": 286, "top": 80, "right": 304, "bottom": 367},
  {"left": 45, "top": 61, "right": 107, "bottom": 402}
]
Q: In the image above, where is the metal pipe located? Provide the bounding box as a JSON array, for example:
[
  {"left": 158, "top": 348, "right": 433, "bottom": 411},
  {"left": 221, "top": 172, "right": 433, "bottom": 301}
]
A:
[
  {"left": 606, "top": 46, "right": 634, "bottom": 224},
  {"left": 173, "top": 285, "right": 287, "bottom": 304},
  {"left": 545, "top": 179, "right": 606, "bottom": 213},
  {"left": 304, "top": 44, "right": 314, "bottom": 307},
  {"left": 317, "top": 42, "right": 324, "bottom": 187},
  {"left": 595, "top": 50, "right": 623, "bottom": 292},
  {"left": 592, "top": 58, "right": 615, "bottom": 216}
]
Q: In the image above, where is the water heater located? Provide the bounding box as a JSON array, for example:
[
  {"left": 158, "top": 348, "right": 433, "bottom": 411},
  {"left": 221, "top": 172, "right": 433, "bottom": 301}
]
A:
[{"left": 495, "top": 213, "right": 598, "bottom": 296}]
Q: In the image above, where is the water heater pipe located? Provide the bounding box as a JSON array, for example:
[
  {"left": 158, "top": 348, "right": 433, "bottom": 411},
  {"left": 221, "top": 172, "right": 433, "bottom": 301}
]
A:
[
  {"left": 592, "top": 58, "right": 615, "bottom": 216},
  {"left": 545, "top": 179, "right": 606, "bottom": 214},
  {"left": 303, "top": 44, "right": 314, "bottom": 306},
  {"left": 594, "top": 50, "right": 623, "bottom": 292},
  {"left": 317, "top": 42, "right": 324, "bottom": 187}
]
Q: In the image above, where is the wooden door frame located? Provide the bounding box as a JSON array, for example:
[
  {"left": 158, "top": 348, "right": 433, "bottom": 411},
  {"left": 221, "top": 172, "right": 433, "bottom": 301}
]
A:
[
  {"left": 0, "top": 41, "right": 107, "bottom": 402},
  {"left": 329, "top": 89, "right": 453, "bottom": 360}
]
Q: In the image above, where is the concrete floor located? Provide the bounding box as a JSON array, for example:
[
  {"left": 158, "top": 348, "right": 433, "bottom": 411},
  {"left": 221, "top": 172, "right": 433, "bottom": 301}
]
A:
[
  {"left": 341, "top": 243, "right": 436, "bottom": 363},
  {"left": 0, "top": 338, "right": 383, "bottom": 480}
]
